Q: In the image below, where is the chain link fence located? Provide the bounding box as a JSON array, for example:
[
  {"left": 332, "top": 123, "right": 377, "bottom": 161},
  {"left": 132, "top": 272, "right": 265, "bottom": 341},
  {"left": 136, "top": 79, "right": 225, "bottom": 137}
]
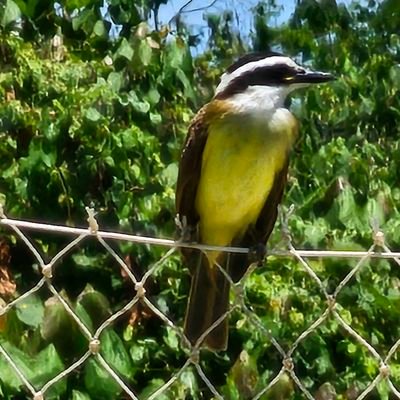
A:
[{"left": 1, "top": 204, "right": 400, "bottom": 399}]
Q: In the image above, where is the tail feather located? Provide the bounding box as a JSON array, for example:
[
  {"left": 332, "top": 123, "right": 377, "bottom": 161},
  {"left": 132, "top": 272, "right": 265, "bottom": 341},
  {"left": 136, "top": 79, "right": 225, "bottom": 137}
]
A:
[{"left": 184, "top": 252, "right": 230, "bottom": 351}]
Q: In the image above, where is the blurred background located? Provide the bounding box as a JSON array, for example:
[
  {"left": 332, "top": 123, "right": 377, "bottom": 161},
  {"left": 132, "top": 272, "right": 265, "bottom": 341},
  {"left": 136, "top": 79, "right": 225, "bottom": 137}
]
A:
[{"left": 1, "top": 0, "right": 400, "bottom": 398}]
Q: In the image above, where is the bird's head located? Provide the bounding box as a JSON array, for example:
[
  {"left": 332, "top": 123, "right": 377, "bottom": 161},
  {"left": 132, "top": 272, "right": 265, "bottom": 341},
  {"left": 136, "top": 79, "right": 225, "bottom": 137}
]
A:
[{"left": 214, "top": 52, "right": 334, "bottom": 111}]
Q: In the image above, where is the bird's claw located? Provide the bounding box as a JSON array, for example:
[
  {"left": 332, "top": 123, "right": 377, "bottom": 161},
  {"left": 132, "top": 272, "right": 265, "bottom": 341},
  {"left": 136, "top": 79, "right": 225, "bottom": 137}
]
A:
[{"left": 175, "top": 214, "right": 195, "bottom": 243}]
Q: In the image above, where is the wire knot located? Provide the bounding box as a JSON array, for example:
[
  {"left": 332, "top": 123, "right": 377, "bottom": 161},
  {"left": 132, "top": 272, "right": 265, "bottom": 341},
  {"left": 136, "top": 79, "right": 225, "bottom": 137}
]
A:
[
  {"left": 326, "top": 295, "right": 336, "bottom": 310},
  {"left": 373, "top": 230, "right": 385, "bottom": 247},
  {"left": 283, "top": 357, "right": 294, "bottom": 371},
  {"left": 379, "top": 363, "right": 390, "bottom": 378},
  {"left": 33, "top": 392, "right": 44, "bottom": 400},
  {"left": 89, "top": 339, "right": 101, "bottom": 354},
  {"left": 86, "top": 207, "right": 99, "bottom": 234},
  {"left": 42, "top": 264, "right": 53, "bottom": 279},
  {"left": 189, "top": 348, "right": 200, "bottom": 364},
  {"left": 232, "top": 283, "right": 244, "bottom": 303},
  {"left": 135, "top": 282, "right": 146, "bottom": 297}
]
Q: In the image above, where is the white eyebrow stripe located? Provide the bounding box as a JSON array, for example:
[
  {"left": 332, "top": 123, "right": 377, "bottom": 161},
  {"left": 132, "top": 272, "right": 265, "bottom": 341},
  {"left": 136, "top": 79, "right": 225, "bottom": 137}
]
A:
[{"left": 216, "top": 56, "right": 299, "bottom": 95}]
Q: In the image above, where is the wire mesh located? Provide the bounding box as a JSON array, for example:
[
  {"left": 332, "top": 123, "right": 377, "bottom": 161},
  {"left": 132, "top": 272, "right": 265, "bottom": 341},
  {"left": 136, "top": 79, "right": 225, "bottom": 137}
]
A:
[{"left": 1, "top": 203, "right": 400, "bottom": 399}]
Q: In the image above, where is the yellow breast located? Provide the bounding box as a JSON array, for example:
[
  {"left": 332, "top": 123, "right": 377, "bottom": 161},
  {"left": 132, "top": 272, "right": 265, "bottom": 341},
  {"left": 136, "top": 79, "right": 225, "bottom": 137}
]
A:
[{"left": 195, "top": 108, "right": 297, "bottom": 254}]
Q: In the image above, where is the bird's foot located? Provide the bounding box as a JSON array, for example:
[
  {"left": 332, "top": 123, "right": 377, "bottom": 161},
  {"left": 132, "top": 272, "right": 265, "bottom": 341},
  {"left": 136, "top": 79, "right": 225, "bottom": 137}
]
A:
[
  {"left": 175, "top": 214, "right": 196, "bottom": 243},
  {"left": 248, "top": 243, "right": 266, "bottom": 266}
]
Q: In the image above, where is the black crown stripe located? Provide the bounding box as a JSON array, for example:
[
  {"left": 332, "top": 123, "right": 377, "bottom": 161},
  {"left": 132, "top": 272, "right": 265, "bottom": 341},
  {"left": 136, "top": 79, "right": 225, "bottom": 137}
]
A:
[{"left": 226, "top": 51, "right": 284, "bottom": 74}]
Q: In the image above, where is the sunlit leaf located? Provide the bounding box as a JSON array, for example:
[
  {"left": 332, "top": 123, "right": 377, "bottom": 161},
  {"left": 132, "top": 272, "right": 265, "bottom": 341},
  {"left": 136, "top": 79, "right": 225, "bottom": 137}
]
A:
[
  {"left": 15, "top": 294, "right": 44, "bottom": 328},
  {"left": 1, "top": 0, "right": 20, "bottom": 27},
  {"left": 115, "top": 38, "right": 134, "bottom": 61}
]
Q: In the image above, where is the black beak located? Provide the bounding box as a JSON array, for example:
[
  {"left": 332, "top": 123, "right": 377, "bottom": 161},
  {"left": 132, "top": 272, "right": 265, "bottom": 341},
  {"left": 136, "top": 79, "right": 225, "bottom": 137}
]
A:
[{"left": 294, "top": 70, "right": 336, "bottom": 84}]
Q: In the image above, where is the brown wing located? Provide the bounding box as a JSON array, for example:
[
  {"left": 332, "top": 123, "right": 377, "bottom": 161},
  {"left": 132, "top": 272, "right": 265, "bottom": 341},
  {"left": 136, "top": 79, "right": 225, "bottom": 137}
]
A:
[
  {"left": 175, "top": 106, "right": 209, "bottom": 250},
  {"left": 176, "top": 99, "right": 234, "bottom": 226},
  {"left": 253, "top": 159, "right": 289, "bottom": 243}
]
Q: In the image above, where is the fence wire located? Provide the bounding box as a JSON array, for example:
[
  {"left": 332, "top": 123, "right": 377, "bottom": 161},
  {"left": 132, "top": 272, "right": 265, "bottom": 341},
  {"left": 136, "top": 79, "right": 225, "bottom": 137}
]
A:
[{"left": 1, "top": 204, "right": 400, "bottom": 399}]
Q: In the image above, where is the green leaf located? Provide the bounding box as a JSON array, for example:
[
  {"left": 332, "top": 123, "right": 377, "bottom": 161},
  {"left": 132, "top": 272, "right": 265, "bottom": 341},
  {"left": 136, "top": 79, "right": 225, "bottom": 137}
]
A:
[
  {"left": 150, "top": 112, "right": 162, "bottom": 125},
  {"left": 77, "top": 284, "right": 111, "bottom": 326},
  {"left": 0, "top": 342, "right": 65, "bottom": 397},
  {"left": 72, "top": 390, "right": 91, "bottom": 400},
  {"left": 179, "top": 369, "right": 198, "bottom": 396},
  {"left": 100, "top": 330, "right": 132, "bottom": 378},
  {"left": 33, "top": 345, "right": 66, "bottom": 398},
  {"left": 84, "top": 330, "right": 132, "bottom": 399},
  {"left": 138, "top": 40, "right": 152, "bottom": 66},
  {"left": 72, "top": 7, "right": 96, "bottom": 33},
  {"left": 139, "top": 379, "right": 169, "bottom": 399},
  {"left": 75, "top": 302, "right": 94, "bottom": 332},
  {"left": 41, "top": 150, "right": 56, "bottom": 168},
  {"left": 40, "top": 294, "right": 89, "bottom": 357},
  {"left": 144, "top": 87, "right": 160, "bottom": 106},
  {"left": 164, "top": 38, "right": 185, "bottom": 69},
  {"left": 160, "top": 163, "right": 178, "bottom": 187},
  {"left": 129, "top": 343, "right": 145, "bottom": 363},
  {"left": 41, "top": 296, "right": 71, "bottom": 341},
  {"left": 163, "top": 326, "right": 179, "bottom": 350},
  {"left": 360, "top": 95, "right": 375, "bottom": 116},
  {"left": 104, "top": 155, "right": 115, "bottom": 167},
  {"left": 85, "top": 107, "right": 102, "bottom": 122},
  {"left": 120, "top": 127, "right": 139, "bottom": 149},
  {"left": 176, "top": 68, "right": 195, "bottom": 100},
  {"left": 15, "top": 294, "right": 44, "bottom": 328},
  {"left": 93, "top": 20, "right": 106, "bottom": 37},
  {"left": 107, "top": 71, "right": 123, "bottom": 93},
  {"left": 1, "top": 0, "right": 21, "bottom": 27},
  {"left": 115, "top": 38, "right": 134, "bottom": 61},
  {"left": 390, "top": 64, "right": 400, "bottom": 89},
  {"left": 125, "top": 91, "right": 150, "bottom": 114},
  {"left": 72, "top": 251, "right": 108, "bottom": 271},
  {"left": 65, "top": 0, "right": 93, "bottom": 10}
]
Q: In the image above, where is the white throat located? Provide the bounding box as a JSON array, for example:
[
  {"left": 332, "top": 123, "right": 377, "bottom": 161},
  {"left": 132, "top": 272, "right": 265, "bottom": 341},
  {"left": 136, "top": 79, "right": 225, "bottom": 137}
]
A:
[{"left": 219, "top": 85, "right": 292, "bottom": 117}]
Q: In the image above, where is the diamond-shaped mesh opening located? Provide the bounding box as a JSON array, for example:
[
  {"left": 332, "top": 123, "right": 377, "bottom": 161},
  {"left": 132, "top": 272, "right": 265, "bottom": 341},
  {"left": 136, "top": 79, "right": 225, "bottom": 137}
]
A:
[
  {"left": 289, "top": 317, "right": 382, "bottom": 398},
  {"left": 2, "top": 205, "right": 400, "bottom": 399},
  {"left": 242, "top": 257, "right": 328, "bottom": 345}
]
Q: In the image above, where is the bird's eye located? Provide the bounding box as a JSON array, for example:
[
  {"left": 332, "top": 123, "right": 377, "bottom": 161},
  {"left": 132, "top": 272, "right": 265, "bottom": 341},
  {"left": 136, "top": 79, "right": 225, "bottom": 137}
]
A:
[
  {"left": 297, "top": 68, "right": 306, "bottom": 74},
  {"left": 283, "top": 75, "right": 295, "bottom": 81}
]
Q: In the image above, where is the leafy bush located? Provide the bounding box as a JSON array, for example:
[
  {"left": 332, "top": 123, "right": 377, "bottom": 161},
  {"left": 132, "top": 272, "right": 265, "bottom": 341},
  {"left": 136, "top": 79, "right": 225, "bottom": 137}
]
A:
[{"left": 1, "top": 0, "right": 400, "bottom": 398}]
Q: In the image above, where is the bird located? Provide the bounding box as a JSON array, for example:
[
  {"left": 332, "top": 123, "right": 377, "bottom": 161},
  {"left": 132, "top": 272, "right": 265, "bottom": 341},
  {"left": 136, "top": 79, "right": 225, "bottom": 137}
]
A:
[{"left": 175, "top": 52, "right": 334, "bottom": 351}]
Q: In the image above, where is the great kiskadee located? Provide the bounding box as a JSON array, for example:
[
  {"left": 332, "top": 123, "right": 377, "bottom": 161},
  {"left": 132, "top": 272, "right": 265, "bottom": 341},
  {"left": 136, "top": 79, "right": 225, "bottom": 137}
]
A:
[{"left": 176, "top": 52, "right": 334, "bottom": 351}]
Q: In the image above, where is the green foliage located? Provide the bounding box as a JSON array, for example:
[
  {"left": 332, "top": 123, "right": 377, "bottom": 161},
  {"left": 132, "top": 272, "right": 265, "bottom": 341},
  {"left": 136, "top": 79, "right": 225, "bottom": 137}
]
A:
[
  {"left": 0, "top": 342, "right": 66, "bottom": 397},
  {"left": 1, "top": 0, "right": 400, "bottom": 399}
]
